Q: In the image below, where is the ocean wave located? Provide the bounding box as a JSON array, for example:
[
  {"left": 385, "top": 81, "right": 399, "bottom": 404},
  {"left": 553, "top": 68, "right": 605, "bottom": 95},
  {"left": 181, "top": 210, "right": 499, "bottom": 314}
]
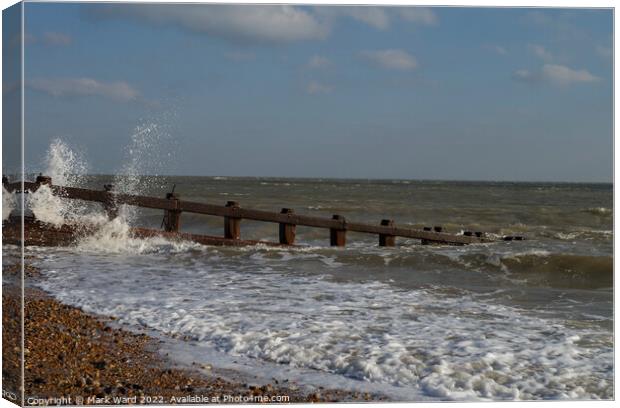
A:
[
  {"left": 582, "top": 207, "right": 612, "bottom": 216},
  {"left": 2, "top": 186, "right": 15, "bottom": 221},
  {"left": 34, "top": 259, "right": 613, "bottom": 401},
  {"left": 551, "top": 230, "right": 612, "bottom": 241},
  {"left": 463, "top": 251, "right": 613, "bottom": 289}
]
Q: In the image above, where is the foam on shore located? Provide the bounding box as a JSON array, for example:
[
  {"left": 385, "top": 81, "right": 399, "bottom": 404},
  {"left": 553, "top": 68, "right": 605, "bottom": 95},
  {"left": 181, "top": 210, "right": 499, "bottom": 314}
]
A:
[
  {"left": 32, "top": 247, "right": 613, "bottom": 401},
  {"left": 2, "top": 186, "right": 15, "bottom": 221}
]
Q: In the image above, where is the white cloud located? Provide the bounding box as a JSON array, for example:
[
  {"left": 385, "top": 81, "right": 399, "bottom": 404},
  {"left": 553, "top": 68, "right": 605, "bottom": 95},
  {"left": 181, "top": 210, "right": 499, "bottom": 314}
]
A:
[
  {"left": 513, "top": 64, "right": 600, "bottom": 86},
  {"left": 528, "top": 44, "right": 553, "bottom": 61},
  {"left": 11, "top": 32, "right": 71, "bottom": 47},
  {"left": 9, "top": 33, "right": 35, "bottom": 48},
  {"left": 338, "top": 7, "right": 390, "bottom": 30},
  {"left": 89, "top": 4, "right": 327, "bottom": 44},
  {"left": 88, "top": 5, "right": 438, "bottom": 44},
  {"left": 512, "top": 69, "right": 534, "bottom": 82},
  {"left": 484, "top": 44, "right": 507, "bottom": 55},
  {"left": 360, "top": 49, "right": 418, "bottom": 71},
  {"left": 42, "top": 32, "right": 72, "bottom": 46},
  {"left": 313, "top": 7, "right": 389, "bottom": 30},
  {"left": 541, "top": 64, "right": 599, "bottom": 85},
  {"left": 3, "top": 81, "right": 20, "bottom": 95},
  {"left": 314, "top": 6, "right": 437, "bottom": 31},
  {"left": 523, "top": 10, "right": 585, "bottom": 40},
  {"left": 596, "top": 45, "right": 612, "bottom": 58},
  {"left": 306, "top": 81, "right": 333, "bottom": 95},
  {"left": 398, "top": 7, "right": 438, "bottom": 26},
  {"left": 224, "top": 51, "right": 255, "bottom": 61},
  {"left": 28, "top": 78, "right": 140, "bottom": 101},
  {"left": 307, "top": 55, "right": 331, "bottom": 69}
]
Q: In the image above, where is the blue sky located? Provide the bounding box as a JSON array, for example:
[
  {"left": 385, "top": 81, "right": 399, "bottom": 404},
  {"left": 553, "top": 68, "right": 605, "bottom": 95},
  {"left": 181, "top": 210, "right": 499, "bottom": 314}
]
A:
[{"left": 7, "top": 3, "right": 614, "bottom": 181}]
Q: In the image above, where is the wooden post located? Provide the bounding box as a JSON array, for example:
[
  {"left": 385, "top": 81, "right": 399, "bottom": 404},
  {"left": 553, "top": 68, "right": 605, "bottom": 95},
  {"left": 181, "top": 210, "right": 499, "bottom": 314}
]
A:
[
  {"left": 421, "top": 226, "right": 431, "bottom": 245},
  {"left": 224, "top": 201, "right": 241, "bottom": 240},
  {"left": 330, "top": 214, "right": 346, "bottom": 247},
  {"left": 36, "top": 174, "right": 52, "bottom": 186},
  {"left": 379, "top": 219, "right": 395, "bottom": 247},
  {"left": 164, "top": 192, "right": 181, "bottom": 232},
  {"left": 103, "top": 184, "right": 118, "bottom": 220},
  {"left": 279, "top": 208, "right": 296, "bottom": 245}
]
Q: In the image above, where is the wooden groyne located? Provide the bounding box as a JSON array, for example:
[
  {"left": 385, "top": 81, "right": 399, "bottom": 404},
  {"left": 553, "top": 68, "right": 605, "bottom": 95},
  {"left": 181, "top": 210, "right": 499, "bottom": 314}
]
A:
[{"left": 3, "top": 175, "right": 523, "bottom": 247}]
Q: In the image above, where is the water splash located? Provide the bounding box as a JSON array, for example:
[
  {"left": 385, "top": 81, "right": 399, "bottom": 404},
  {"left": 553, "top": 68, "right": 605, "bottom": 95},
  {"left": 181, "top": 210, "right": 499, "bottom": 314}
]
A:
[
  {"left": 27, "top": 140, "right": 90, "bottom": 227},
  {"left": 25, "top": 128, "right": 177, "bottom": 252},
  {"left": 28, "top": 185, "right": 66, "bottom": 226},
  {"left": 74, "top": 212, "right": 202, "bottom": 254},
  {"left": 114, "top": 122, "right": 172, "bottom": 222},
  {"left": 2, "top": 186, "right": 16, "bottom": 221},
  {"left": 43, "top": 138, "right": 88, "bottom": 187}
]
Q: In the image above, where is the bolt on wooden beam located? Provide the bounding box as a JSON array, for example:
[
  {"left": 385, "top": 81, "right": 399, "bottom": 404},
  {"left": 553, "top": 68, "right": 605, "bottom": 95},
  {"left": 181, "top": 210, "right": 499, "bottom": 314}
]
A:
[
  {"left": 224, "top": 201, "right": 241, "bottom": 240},
  {"left": 278, "top": 208, "right": 296, "bottom": 245},
  {"left": 379, "top": 219, "right": 396, "bottom": 247},
  {"left": 330, "top": 214, "right": 346, "bottom": 247}
]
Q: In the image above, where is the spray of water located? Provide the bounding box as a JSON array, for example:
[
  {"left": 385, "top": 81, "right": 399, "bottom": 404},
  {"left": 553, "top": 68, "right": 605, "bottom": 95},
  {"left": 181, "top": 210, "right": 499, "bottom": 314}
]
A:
[
  {"left": 24, "top": 124, "right": 177, "bottom": 253},
  {"left": 114, "top": 122, "right": 172, "bottom": 222},
  {"left": 2, "top": 186, "right": 16, "bottom": 221},
  {"left": 43, "top": 138, "right": 88, "bottom": 187},
  {"left": 28, "top": 140, "right": 90, "bottom": 227}
]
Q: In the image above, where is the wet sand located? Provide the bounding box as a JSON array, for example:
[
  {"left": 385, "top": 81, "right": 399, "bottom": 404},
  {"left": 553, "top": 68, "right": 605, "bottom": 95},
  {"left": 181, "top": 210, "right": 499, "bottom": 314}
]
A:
[{"left": 2, "top": 262, "right": 384, "bottom": 405}]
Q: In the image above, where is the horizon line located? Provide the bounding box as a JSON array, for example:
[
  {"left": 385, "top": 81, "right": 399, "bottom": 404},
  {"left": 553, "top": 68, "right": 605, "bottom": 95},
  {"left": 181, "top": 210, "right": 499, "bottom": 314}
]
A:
[{"left": 12, "top": 171, "right": 614, "bottom": 185}]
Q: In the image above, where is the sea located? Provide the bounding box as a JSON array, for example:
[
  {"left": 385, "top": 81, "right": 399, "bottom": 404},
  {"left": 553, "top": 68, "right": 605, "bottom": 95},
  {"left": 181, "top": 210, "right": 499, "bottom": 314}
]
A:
[{"left": 2, "top": 139, "right": 614, "bottom": 401}]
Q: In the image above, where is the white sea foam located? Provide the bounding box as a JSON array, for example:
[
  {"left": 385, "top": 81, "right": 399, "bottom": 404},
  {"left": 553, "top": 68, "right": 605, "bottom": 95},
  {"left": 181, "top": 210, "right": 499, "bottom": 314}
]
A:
[
  {"left": 27, "top": 140, "right": 89, "bottom": 226},
  {"left": 584, "top": 207, "right": 612, "bottom": 216},
  {"left": 33, "top": 247, "right": 612, "bottom": 401},
  {"left": 27, "top": 134, "right": 173, "bottom": 247},
  {"left": 2, "top": 186, "right": 15, "bottom": 220},
  {"left": 17, "top": 138, "right": 613, "bottom": 401},
  {"left": 75, "top": 214, "right": 203, "bottom": 254},
  {"left": 44, "top": 138, "right": 88, "bottom": 187},
  {"left": 28, "top": 185, "right": 67, "bottom": 226}
]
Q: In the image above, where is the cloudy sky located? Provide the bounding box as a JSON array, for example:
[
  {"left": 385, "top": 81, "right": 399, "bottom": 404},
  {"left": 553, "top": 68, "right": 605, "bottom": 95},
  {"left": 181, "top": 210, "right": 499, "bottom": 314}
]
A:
[{"left": 5, "top": 3, "right": 614, "bottom": 182}]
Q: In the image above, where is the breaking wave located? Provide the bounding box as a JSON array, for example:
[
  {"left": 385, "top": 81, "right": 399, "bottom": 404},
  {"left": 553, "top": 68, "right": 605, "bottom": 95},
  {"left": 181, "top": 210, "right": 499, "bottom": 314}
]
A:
[
  {"left": 582, "top": 207, "right": 612, "bottom": 216},
  {"left": 2, "top": 186, "right": 15, "bottom": 221},
  {"left": 34, "top": 254, "right": 613, "bottom": 401}
]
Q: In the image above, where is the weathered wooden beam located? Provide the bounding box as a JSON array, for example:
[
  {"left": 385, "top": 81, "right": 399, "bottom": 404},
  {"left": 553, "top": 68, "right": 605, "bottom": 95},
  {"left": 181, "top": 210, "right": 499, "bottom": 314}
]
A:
[
  {"left": 278, "top": 208, "right": 296, "bottom": 245},
  {"left": 345, "top": 222, "right": 483, "bottom": 245},
  {"left": 224, "top": 201, "right": 241, "bottom": 240},
  {"left": 379, "top": 219, "right": 395, "bottom": 247},
  {"left": 330, "top": 214, "right": 346, "bottom": 247},
  {"left": 3, "top": 215, "right": 288, "bottom": 248},
  {"left": 14, "top": 179, "right": 496, "bottom": 245}
]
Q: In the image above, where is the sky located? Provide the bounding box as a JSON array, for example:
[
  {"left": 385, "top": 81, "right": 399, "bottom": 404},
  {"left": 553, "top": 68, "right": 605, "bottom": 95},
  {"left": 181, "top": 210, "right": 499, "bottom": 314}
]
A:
[{"left": 3, "top": 3, "right": 614, "bottom": 182}]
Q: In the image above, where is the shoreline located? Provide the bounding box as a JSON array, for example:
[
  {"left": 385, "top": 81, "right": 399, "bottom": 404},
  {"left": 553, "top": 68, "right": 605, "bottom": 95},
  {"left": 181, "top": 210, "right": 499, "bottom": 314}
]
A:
[{"left": 2, "top": 262, "right": 385, "bottom": 405}]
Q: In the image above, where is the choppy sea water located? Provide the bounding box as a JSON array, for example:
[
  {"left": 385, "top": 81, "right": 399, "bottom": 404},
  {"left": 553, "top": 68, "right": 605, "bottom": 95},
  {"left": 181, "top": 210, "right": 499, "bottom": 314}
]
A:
[{"left": 3, "top": 152, "right": 613, "bottom": 400}]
